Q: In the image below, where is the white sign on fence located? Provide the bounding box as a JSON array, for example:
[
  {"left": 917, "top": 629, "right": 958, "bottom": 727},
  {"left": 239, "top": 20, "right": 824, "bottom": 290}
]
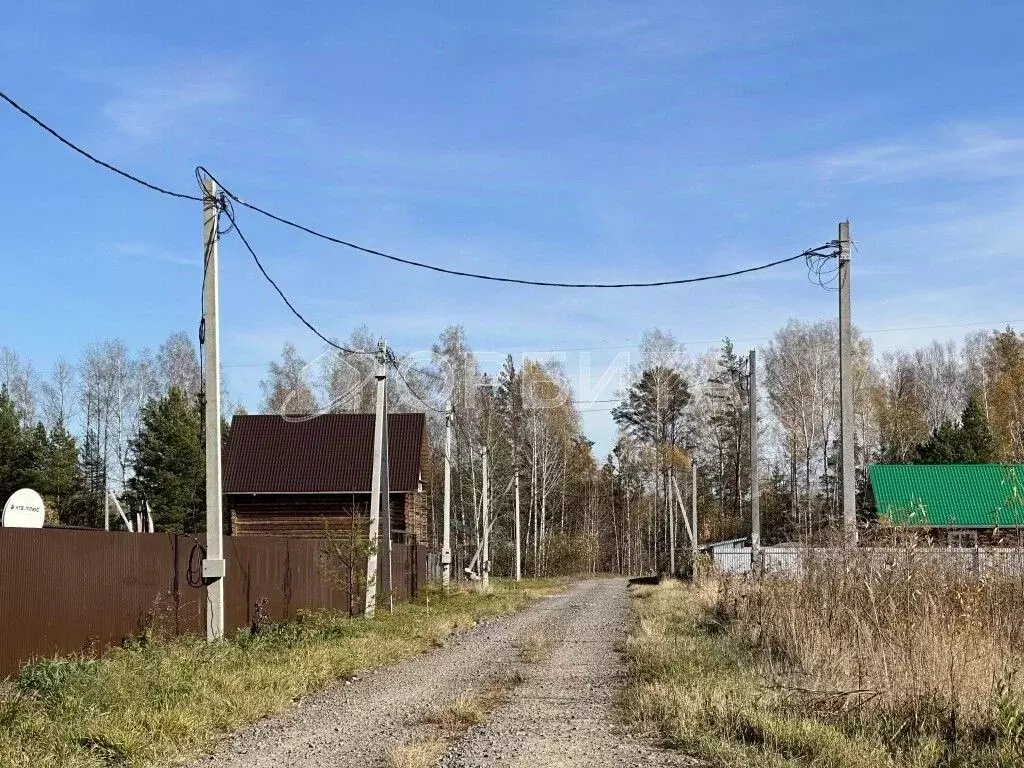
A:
[{"left": 2, "top": 488, "right": 45, "bottom": 528}]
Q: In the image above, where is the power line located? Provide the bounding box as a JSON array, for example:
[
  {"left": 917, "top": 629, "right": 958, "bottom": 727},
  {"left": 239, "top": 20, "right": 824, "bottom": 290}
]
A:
[
  {"left": 0, "top": 88, "right": 201, "bottom": 202},
  {"left": 0, "top": 88, "right": 838, "bottom": 288},
  {"left": 198, "top": 166, "right": 837, "bottom": 289},
  {"left": 215, "top": 192, "right": 375, "bottom": 357}
]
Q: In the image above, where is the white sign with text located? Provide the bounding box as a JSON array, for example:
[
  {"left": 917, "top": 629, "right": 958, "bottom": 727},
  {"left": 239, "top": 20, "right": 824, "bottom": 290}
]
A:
[{"left": 2, "top": 488, "right": 45, "bottom": 528}]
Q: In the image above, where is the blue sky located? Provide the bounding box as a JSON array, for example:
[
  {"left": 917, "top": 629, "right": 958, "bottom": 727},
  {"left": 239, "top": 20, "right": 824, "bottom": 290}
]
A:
[{"left": 4, "top": 1, "right": 1024, "bottom": 455}]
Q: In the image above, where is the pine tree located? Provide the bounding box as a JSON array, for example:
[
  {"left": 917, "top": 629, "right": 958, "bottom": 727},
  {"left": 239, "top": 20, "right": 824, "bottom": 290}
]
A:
[
  {"left": 127, "top": 387, "right": 204, "bottom": 532},
  {"left": 77, "top": 424, "right": 107, "bottom": 528},
  {"left": 960, "top": 394, "right": 995, "bottom": 462},
  {"left": 916, "top": 394, "right": 995, "bottom": 464},
  {"left": 707, "top": 339, "right": 749, "bottom": 517},
  {"left": 44, "top": 425, "right": 86, "bottom": 524},
  {"left": 612, "top": 366, "right": 690, "bottom": 445},
  {"left": 19, "top": 422, "right": 49, "bottom": 491},
  {"left": 0, "top": 388, "right": 24, "bottom": 504}
]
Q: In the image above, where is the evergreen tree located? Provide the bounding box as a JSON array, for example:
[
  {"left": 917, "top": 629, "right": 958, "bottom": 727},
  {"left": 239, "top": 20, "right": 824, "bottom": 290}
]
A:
[
  {"left": 960, "top": 394, "right": 995, "bottom": 462},
  {"left": 0, "top": 388, "right": 25, "bottom": 504},
  {"left": 612, "top": 366, "right": 690, "bottom": 446},
  {"left": 19, "top": 422, "right": 49, "bottom": 491},
  {"left": 77, "top": 424, "right": 107, "bottom": 528},
  {"left": 127, "top": 387, "right": 204, "bottom": 532},
  {"left": 44, "top": 425, "right": 86, "bottom": 524},
  {"left": 915, "top": 394, "right": 995, "bottom": 464},
  {"left": 707, "top": 339, "right": 749, "bottom": 517}
]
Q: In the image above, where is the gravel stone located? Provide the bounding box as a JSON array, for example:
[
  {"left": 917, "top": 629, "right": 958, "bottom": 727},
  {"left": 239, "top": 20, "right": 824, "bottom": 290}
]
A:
[
  {"left": 438, "top": 578, "right": 695, "bottom": 767},
  {"left": 186, "top": 579, "right": 692, "bottom": 768}
]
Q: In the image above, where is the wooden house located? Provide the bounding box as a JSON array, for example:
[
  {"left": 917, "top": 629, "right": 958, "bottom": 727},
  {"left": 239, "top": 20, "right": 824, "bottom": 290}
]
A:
[{"left": 223, "top": 413, "right": 429, "bottom": 544}]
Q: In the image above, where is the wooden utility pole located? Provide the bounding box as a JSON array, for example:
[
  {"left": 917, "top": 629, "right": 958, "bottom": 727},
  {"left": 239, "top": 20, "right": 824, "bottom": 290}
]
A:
[
  {"left": 365, "top": 340, "right": 387, "bottom": 618},
  {"left": 481, "top": 446, "right": 490, "bottom": 590},
  {"left": 513, "top": 469, "right": 522, "bottom": 581},
  {"left": 201, "top": 177, "right": 225, "bottom": 641},
  {"left": 441, "top": 401, "right": 453, "bottom": 589},
  {"left": 838, "top": 221, "right": 857, "bottom": 546},
  {"left": 749, "top": 349, "right": 761, "bottom": 571}
]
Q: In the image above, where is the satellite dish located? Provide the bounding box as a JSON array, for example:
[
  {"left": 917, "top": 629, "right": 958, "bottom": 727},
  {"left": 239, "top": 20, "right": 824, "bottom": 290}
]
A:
[{"left": 2, "top": 488, "right": 45, "bottom": 528}]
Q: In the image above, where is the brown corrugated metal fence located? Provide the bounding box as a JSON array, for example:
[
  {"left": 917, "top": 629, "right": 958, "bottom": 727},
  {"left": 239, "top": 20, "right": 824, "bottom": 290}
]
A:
[{"left": 0, "top": 528, "right": 428, "bottom": 679}]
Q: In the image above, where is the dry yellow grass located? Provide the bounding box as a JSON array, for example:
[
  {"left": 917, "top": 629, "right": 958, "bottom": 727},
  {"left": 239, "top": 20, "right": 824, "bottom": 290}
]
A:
[
  {"left": 423, "top": 676, "right": 517, "bottom": 731},
  {"left": 384, "top": 737, "right": 447, "bottom": 768},
  {"left": 424, "top": 696, "right": 487, "bottom": 729},
  {"left": 623, "top": 562, "right": 1024, "bottom": 768}
]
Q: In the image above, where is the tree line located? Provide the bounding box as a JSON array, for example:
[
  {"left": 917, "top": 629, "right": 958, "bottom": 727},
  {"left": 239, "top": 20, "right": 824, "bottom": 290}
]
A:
[
  {"left": 0, "top": 333, "right": 218, "bottom": 531},
  {"left": 4, "top": 319, "right": 1022, "bottom": 573}
]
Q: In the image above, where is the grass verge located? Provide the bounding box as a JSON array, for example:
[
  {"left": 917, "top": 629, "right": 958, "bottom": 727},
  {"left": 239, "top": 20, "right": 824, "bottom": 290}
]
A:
[
  {"left": 0, "top": 578, "right": 563, "bottom": 768},
  {"left": 622, "top": 579, "right": 1024, "bottom": 768}
]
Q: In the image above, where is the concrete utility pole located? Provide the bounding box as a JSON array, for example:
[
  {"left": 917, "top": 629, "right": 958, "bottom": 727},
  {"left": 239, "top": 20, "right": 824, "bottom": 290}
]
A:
[
  {"left": 381, "top": 374, "right": 393, "bottom": 614},
  {"left": 838, "top": 221, "right": 857, "bottom": 546},
  {"left": 691, "top": 461, "right": 698, "bottom": 565},
  {"left": 481, "top": 446, "right": 490, "bottom": 590},
  {"left": 201, "top": 177, "right": 226, "bottom": 641},
  {"left": 749, "top": 349, "right": 761, "bottom": 571},
  {"left": 513, "top": 469, "right": 522, "bottom": 582},
  {"left": 671, "top": 472, "right": 693, "bottom": 555},
  {"left": 365, "top": 340, "right": 388, "bottom": 618},
  {"left": 668, "top": 468, "right": 677, "bottom": 575},
  {"left": 441, "top": 401, "right": 453, "bottom": 589}
]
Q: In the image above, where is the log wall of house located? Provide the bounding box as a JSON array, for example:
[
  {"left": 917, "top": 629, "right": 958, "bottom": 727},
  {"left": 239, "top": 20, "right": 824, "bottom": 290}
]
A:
[
  {"left": 229, "top": 492, "right": 425, "bottom": 541},
  {"left": 403, "top": 491, "right": 427, "bottom": 545}
]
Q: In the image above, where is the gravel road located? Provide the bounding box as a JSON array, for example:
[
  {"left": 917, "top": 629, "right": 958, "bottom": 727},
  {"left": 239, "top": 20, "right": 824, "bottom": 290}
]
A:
[
  {"left": 438, "top": 578, "right": 694, "bottom": 767},
  {"left": 188, "top": 578, "right": 689, "bottom": 768}
]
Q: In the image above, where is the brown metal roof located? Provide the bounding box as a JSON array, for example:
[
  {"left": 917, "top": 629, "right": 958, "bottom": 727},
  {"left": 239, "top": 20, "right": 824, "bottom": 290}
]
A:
[{"left": 224, "top": 413, "right": 425, "bottom": 494}]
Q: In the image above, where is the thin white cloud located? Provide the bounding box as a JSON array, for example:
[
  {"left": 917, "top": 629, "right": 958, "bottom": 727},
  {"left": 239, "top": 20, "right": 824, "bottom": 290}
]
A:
[
  {"left": 537, "top": 1, "right": 800, "bottom": 60},
  {"left": 807, "top": 124, "right": 1024, "bottom": 184},
  {"left": 112, "top": 241, "right": 195, "bottom": 267},
  {"left": 66, "top": 56, "right": 247, "bottom": 143},
  {"left": 103, "top": 69, "right": 242, "bottom": 141}
]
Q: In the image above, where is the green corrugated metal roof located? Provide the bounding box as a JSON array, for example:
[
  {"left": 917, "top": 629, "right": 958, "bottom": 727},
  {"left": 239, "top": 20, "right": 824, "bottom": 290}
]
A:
[{"left": 869, "top": 464, "right": 1024, "bottom": 528}]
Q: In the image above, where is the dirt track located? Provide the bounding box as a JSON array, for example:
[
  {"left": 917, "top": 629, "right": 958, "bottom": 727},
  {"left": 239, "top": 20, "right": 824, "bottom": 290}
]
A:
[{"left": 189, "top": 578, "right": 690, "bottom": 768}]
